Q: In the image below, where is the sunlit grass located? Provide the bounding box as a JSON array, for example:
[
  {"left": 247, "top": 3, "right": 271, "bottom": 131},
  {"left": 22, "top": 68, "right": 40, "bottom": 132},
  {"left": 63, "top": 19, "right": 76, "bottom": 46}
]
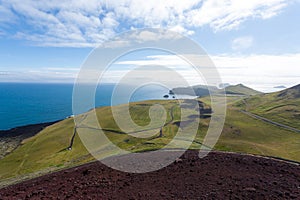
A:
[{"left": 0, "top": 97, "right": 299, "bottom": 186}]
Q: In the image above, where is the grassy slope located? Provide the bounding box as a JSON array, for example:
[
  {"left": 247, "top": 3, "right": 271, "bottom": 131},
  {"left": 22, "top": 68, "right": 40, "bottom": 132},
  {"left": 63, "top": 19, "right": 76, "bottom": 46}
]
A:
[
  {"left": 0, "top": 118, "right": 92, "bottom": 181},
  {"left": 217, "top": 106, "right": 300, "bottom": 160},
  {"left": 200, "top": 96, "right": 300, "bottom": 160},
  {"left": 0, "top": 100, "right": 206, "bottom": 182},
  {"left": 1, "top": 96, "right": 300, "bottom": 184},
  {"left": 235, "top": 85, "right": 300, "bottom": 129}
]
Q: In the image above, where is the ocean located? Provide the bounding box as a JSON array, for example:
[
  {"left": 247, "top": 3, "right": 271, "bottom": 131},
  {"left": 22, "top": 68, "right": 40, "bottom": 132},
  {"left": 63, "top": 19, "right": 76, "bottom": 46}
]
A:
[{"left": 0, "top": 83, "right": 174, "bottom": 130}]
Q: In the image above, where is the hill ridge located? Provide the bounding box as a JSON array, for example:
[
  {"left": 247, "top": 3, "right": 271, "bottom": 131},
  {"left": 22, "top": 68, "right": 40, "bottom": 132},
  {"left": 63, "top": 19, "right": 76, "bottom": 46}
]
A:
[{"left": 172, "top": 83, "right": 261, "bottom": 97}]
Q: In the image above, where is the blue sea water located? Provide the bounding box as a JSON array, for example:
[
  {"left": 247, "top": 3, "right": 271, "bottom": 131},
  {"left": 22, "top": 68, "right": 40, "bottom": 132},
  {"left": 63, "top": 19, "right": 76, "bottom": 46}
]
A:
[{"left": 0, "top": 83, "right": 171, "bottom": 130}]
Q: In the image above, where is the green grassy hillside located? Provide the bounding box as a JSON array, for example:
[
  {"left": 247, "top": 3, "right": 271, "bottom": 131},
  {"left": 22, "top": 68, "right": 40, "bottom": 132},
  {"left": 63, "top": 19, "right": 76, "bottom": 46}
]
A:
[
  {"left": 0, "top": 100, "right": 206, "bottom": 184},
  {"left": 0, "top": 92, "right": 300, "bottom": 186},
  {"left": 235, "top": 84, "right": 300, "bottom": 129},
  {"left": 225, "top": 84, "right": 261, "bottom": 96},
  {"left": 216, "top": 106, "right": 300, "bottom": 160}
]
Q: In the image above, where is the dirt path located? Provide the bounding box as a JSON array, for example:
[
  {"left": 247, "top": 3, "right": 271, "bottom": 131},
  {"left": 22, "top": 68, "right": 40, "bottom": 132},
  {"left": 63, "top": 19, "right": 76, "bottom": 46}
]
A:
[
  {"left": 241, "top": 110, "right": 300, "bottom": 133},
  {"left": 67, "top": 114, "right": 88, "bottom": 150}
]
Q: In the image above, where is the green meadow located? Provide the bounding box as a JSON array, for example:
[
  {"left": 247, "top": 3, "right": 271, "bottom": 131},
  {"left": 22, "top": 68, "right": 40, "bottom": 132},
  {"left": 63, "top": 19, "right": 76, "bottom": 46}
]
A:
[{"left": 0, "top": 90, "right": 300, "bottom": 186}]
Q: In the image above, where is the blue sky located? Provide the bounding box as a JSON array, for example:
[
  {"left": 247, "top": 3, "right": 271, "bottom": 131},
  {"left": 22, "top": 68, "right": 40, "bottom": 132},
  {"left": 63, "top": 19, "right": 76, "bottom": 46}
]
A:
[{"left": 0, "top": 0, "right": 300, "bottom": 92}]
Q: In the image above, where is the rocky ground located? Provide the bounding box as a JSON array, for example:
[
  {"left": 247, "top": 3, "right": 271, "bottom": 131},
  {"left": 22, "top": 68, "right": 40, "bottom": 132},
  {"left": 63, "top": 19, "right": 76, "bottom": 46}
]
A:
[{"left": 0, "top": 150, "right": 299, "bottom": 200}]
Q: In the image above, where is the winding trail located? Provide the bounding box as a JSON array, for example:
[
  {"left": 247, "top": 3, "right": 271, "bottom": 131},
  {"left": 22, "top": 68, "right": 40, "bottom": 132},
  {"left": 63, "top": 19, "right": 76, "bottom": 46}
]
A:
[
  {"left": 240, "top": 99, "right": 300, "bottom": 133},
  {"left": 240, "top": 110, "right": 300, "bottom": 133}
]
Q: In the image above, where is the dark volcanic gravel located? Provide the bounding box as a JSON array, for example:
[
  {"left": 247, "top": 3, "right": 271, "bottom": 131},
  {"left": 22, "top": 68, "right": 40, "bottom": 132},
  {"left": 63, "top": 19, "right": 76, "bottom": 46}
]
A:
[
  {"left": 0, "top": 121, "right": 58, "bottom": 138},
  {"left": 1, "top": 151, "right": 300, "bottom": 200}
]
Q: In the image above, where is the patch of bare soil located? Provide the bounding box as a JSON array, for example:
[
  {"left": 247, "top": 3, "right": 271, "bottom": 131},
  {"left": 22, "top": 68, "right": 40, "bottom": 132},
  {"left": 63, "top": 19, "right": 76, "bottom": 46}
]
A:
[{"left": 0, "top": 150, "right": 299, "bottom": 199}]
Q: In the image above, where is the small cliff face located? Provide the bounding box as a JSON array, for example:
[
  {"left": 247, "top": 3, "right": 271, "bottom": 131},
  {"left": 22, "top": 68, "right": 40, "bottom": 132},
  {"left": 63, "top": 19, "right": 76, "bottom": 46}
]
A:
[{"left": 0, "top": 122, "right": 57, "bottom": 159}]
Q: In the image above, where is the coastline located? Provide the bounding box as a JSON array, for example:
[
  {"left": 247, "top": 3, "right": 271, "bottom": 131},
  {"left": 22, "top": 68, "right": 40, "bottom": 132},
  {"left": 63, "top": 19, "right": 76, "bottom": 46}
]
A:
[
  {"left": 0, "top": 121, "right": 60, "bottom": 138},
  {"left": 0, "top": 121, "right": 59, "bottom": 159}
]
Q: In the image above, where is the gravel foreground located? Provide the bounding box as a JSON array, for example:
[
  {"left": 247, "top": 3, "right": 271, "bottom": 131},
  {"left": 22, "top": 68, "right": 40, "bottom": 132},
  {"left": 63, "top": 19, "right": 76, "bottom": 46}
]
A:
[{"left": 1, "top": 150, "right": 299, "bottom": 200}]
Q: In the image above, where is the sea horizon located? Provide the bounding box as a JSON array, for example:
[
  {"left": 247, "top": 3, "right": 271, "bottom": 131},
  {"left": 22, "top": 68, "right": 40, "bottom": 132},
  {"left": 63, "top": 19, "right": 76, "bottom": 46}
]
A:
[{"left": 0, "top": 82, "right": 185, "bottom": 130}]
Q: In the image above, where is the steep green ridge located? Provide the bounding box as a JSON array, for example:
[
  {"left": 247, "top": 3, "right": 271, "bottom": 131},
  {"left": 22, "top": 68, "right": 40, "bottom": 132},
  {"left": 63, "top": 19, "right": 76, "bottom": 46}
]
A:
[{"left": 236, "top": 84, "right": 300, "bottom": 129}]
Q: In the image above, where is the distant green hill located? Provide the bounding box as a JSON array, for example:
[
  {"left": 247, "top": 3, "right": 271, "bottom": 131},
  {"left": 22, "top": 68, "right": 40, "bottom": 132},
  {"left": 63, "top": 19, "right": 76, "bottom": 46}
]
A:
[
  {"left": 235, "top": 84, "right": 300, "bottom": 129},
  {"left": 224, "top": 84, "right": 261, "bottom": 96},
  {"left": 277, "top": 84, "right": 300, "bottom": 99},
  {"left": 172, "top": 85, "right": 218, "bottom": 97},
  {"left": 173, "top": 84, "right": 261, "bottom": 97}
]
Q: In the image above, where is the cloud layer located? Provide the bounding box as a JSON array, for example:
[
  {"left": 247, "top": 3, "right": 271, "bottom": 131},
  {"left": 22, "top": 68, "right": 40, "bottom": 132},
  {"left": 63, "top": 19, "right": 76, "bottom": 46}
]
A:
[
  {"left": 115, "top": 53, "right": 300, "bottom": 92},
  {"left": 2, "top": 53, "right": 299, "bottom": 92},
  {"left": 231, "top": 36, "right": 254, "bottom": 51},
  {"left": 0, "top": 0, "right": 289, "bottom": 47}
]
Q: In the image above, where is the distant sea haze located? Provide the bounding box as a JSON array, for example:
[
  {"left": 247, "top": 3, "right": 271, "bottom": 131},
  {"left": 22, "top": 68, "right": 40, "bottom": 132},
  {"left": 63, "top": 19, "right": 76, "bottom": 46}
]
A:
[{"left": 0, "top": 83, "right": 175, "bottom": 130}]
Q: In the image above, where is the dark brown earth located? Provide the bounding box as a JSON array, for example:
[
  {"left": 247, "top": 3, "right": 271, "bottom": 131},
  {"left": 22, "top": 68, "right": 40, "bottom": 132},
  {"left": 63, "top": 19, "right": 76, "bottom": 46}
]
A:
[
  {"left": 1, "top": 150, "right": 300, "bottom": 200},
  {"left": 0, "top": 121, "right": 58, "bottom": 138}
]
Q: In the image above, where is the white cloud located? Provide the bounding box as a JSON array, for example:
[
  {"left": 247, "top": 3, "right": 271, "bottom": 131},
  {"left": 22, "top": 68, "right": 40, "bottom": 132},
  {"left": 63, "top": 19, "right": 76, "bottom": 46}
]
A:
[
  {"left": 185, "top": 0, "right": 288, "bottom": 30},
  {"left": 212, "top": 54, "right": 300, "bottom": 91},
  {"left": 0, "top": 71, "right": 10, "bottom": 75},
  {"left": 0, "top": 0, "right": 289, "bottom": 47},
  {"left": 116, "top": 55, "right": 187, "bottom": 66},
  {"left": 0, "top": 4, "right": 15, "bottom": 23},
  {"left": 1, "top": 53, "right": 299, "bottom": 92},
  {"left": 0, "top": 30, "right": 5, "bottom": 36},
  {"left": 169, "top": 25, "right": 195, "bottom": 36},
  {"left": 0, "top": 67, "right": 79, "bottom": 83},
  {"left": 116, "top": 53, "right": 300, "bottom": 92},
  {"left": 231, "top": 36, "right": 254, "bottom": 51}
]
